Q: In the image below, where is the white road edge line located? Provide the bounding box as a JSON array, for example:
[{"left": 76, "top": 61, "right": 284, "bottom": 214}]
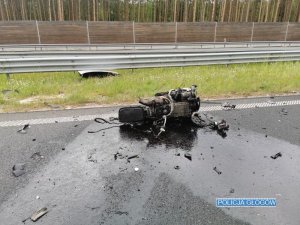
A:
[{"left": 0, "top": 100, "right": 299, "bottom": 127}]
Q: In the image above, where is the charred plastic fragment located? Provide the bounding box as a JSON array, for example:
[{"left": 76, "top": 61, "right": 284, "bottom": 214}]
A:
[
  {"left": 213, "top": 166, "right": 222, "bottom": 175},
  {"left": 17, "top": 124, "right": 30, "bottom": 134},
  {"left": 271, "top": 152, "right": 282, "bottom": 159},
  {"left": 12, "top": 163, "right": 26, "bottom": 177},
  {"left": 184, "top": 153, "right": 192, "bottom": 161}
]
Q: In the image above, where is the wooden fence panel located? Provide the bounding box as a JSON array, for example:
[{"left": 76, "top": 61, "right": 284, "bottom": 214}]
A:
[
  {"left": 177, "top": 23, "right": 215, "bottom": 42},
  {"left": 38, "top": 21, "right": 88, "bottom": 44},
  {"left": 216, "top": 23, "right": 252, "bottom": 42},
  {"left": 252, "top": 23, "right": 287, "bottom": 41},
  {"left": 0, "top": 22, "right": 299, "bottom": 44},
  {"left": 89, "top": 22, "right": 133, "bottom": 44},
  {"left": 286, "top": 23, "right": 300, "bottom": 41},
  {"left": 0, "top": 21, "right": 38, "bottom": 44},
  {"left": 134, "top": 23, "right": 176, "bottom": 43}
]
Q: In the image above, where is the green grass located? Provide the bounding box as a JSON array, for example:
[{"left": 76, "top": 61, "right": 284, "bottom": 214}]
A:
[{"left": 0, "top": 62, "right": 300, "bottom": 112}]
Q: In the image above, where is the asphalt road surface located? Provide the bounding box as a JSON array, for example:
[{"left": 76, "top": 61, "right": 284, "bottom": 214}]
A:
[{"left": 0, "top": 95, "right": 299, "bottom": 225}]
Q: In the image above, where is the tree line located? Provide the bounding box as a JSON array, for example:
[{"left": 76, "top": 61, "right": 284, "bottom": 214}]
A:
[{"left": 0, "top": 0, "right": 300, "bottom": 23}]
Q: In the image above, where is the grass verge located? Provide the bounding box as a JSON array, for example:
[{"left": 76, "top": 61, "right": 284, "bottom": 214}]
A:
[{"left": 0, "top": 62, "right": 300, "bottom": 112}]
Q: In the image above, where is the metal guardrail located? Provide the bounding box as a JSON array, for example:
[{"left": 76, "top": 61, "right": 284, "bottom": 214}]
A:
[{"left": 1, "top": 48, "right": 300, "bottom": 74}]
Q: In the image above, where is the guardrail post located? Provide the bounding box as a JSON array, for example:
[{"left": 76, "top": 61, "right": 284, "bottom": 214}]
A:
[
  {"left": 250, "top": 22, "right": 255, "bottom": 42},
  {"left": 36, "top": 20, "right": 41, "bottom": 44},
  {"left": 86, "top": 21, "right": 91, "bottom": 44},
  {"left": 214, "top": 22, "right": 217, "bottom": 43},
  {"left": 285, "top": 22, "right": 289, "bottom": 42},
  {"left": 175, "top": 22, "right": 178, "bottom": 44},
  {"left": 132, "top": 21, "right": 136, "bottom": 46}
]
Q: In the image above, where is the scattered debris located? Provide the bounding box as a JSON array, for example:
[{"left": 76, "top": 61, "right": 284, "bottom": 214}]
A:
[
  {"left": 36, "top": 196, "right": 40, "bottom": 200},
  {"left": 62, "top": 148, "right": 65, "bottom": 151},
  {"left": 280, "top": 108, "right": 288, "bottom": 115},
  {"left": 271, "top": 152, "right": 282, "bottom": 159},
  {"left": 127, "top": 154, "right": 139, "bottom": 162},
  {"left": 32, "top": 138, "right": 36, "bottom": 142},
  {"left": 192, "top": 113, "right": 229, "bottom": 137},
  {"left": 12, "top": 163, "right": 26, "bottom": 177},
  {"left": 114, "top": 152, "right": 126, "bottom": 160},
  {"left": 87, "top": 153, "right": 97, "bottom": 163},
  {"left": 31, "top": 152, "right": 44, "bottom": 160},
  {"left": 114, "top": 211, "right": 129, "bottom": 216},
  {"left": 184, "top": 152, "right": 192, "bottom": 161},
  {"left": 31, "top": 207, "right": 48, "bottom": 222},
  {"left": 88, "top": 118, "right": 122, "bottom": 133},
  {"left": 213, "top": 166, "right": 222, "bottom": 175},
  {"left": 174, "top": 165, "right": 180, "bottom": 170},
  {"left": 175, "top": 153, "right": 180, "bottom": 156},
  {"left": 17, "top": 124, "right": 30, "bottom": 134},
  {"left": 134, "top": 167, "right": 139, "bottom": 171},
  {"left": 229, "top": 188, "right": 235, "bottom": 194},
  {"left": 222, "top": 102, "right": 236, "bottom": 110}
]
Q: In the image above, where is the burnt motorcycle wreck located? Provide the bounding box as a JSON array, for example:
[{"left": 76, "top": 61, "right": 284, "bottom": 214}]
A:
[{"left": 118, "top": 85, "right": 229, "bottom": 137}]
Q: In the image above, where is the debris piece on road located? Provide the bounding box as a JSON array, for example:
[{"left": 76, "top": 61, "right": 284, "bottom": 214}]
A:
[
  {"left": 184, "top": 153, "right": 192, "bottom": 161},
  {"left": 229, "top": 188, "right": 235, "bottom": 193},
  {"left": 267, "top": 100, "right": 276, "bottom": 104},
  {"left": 31, "top": 152, "right": 44, "bottom": 160},
  {"left": 222, "top": 102, "right": 236, "bottom": 110},
  {"left": 134, "top": 167, "right": 139, "bottom": 171},
  {"left": 31, "top": 207, "right": 48, "bottom": 222},
  {"left": 213, "top": 166, "right": 222, "bottom": 175},
  {"left": 62, "top": 148, "right": 65, "bottom": 151},
  {"left": 114, "top": 152, "right": 125, "bottom": 160},
  {"left": 127, "top": 154, "right": 139, "bottom": 162},
  {"left": 114, "top": 211, "right": 129, "bottom": 216},
  {"left": 36, "top": 195, "right": 40, "bottom": 200},
  {"left": 191, "top": 112, "right": 229, "bottom": 137},
  {"left": 12, "top": 163, "right": 26, "bottom": 177},
  {"left": 175, "top": 153, "right": 180, "bottom": 156},
  {"left": 87, "top": 153, "right": 97, "bottom": 163},
  {"left": 174, "top": 165, "right": 180, "bottom": 170},
  {"left": 17, "top": 124, "right": 30, "bottom": 134},
  {"left": 88, "top": 117, "right": 122, "bottom": 133},
  {"left": 271, "top": 152, "right": 282, "bottom": 159},
  {"left": 280, "top": 108, "right": 288, "bottom": 115},
  {"left": 32, "top": 138, "right": 36, "bottom": 142}
]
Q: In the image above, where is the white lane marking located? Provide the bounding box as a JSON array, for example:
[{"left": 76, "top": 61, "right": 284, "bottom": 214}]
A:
[
  {"left": 199, "top": 100, "right": 300, "bottom": 112},
  {"left": 0, "top": 100, "right": 299, "bottom": 127},
  {"left": 0, "top": 113, "right": 115, "bottom": 128}
]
